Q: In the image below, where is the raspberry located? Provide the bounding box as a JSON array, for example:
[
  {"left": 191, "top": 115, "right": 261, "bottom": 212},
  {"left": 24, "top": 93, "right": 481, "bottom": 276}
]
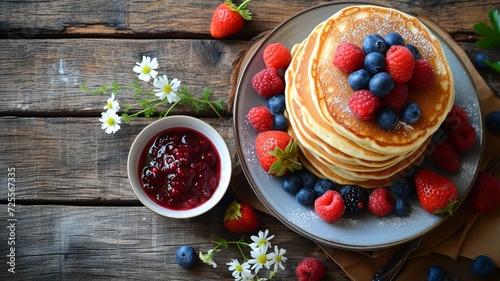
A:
[
  {"left": 340, "top": 185, "right": 368, "bottom": 215},
  {"left": 333, "top": 42, "right": 365, "bottom": 73},
  {"left": 385, "top": 45, "right": 415, "bottom": 83},
  {"left": 314, "top": 190, "right": 345, "bottom": 223},
  {"left": 447, "top": 121, "right": 477, "bottom": 153},
  {"left": 429, "top": 140, "right": 460, "bottom": 173},
  {"left": 368, "top": 188, "right": 394, "bottom": 216},
  {"left": 348, "top": 90, "right": 381, "bottom": 120},
  {"left": 408, "top": 59, "right": 435, "bottom": 89},
  {"left": 467, "top": 171, "right": 500, "bottom": 213},
  {"left": 382, "top": 82, "right": 408, "bottom": 112},
  {"left": 263, "top": 43, "right": 292, "bottom": 69},
  {"left": 247, "top": 106, "right": 273, "bottom": 132},
  {"left": 441, "top": 104, "right": 468, "bottom": 130},
  {"left": 295, "top": 257, "right": 325, "bottom": 281},
  {"left": 251, "top": 68, "right": 285, "bottom": 98}
]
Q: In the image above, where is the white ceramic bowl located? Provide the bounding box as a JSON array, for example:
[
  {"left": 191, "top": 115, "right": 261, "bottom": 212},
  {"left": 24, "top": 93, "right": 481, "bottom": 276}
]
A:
[{"left": 127, "top": 115, "right": 232, "bottom": 218}]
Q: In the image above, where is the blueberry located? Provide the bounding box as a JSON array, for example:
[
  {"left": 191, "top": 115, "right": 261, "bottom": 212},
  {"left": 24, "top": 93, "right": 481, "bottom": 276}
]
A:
[
  {"left": 485, "top": 110, "right": 500, "bottom": 132},
  {"left": 427, "top": 265, "right": 447, "bottom": 281},
  {"left": 364, "top": 52, "right": 386, "bottom": 74},
  {"left": 394, "top": 197, "right": 410, "bottom": 217},
  {"left": 369, "top": 72, "right": 394, "bottom": 97},
  {"left": 348, "top": 69, "right": 372, "bottom": 90},
  {"left": 376, "top": 108, "right": 399, "bottom": 131},
  {"left": 267, "top": 94, "right": 286, "bottom": 114},
  {"left": 313, "top": 178, "right": 335, "bottom": 197},
  {"left": 391, "top": 177, "right": 414, "bottom": 198},
  {"left": 295, "top": 187, "right": 317, "bottom": 206},
  {"left": 405, "top": 44, "right": 421, "bottom": 59},
  {"left": 282, "top": 173, "right": 302, "bottom": 194},
  {"left": 176, "top": 245, "right": 197, "bottom": 268},
  {"left": 362, "top": 34, "right": 388, "bottom": 54},
  {"left": 385, "top": 32, "right": 405, "bottom": 47},
  {"left": 401, "top": 102, "right": 421, "bottom": 123},
  {"left": 474, "top": 53, "right": 490, "bottom": 69},
  {"left": 472, "top": 255, "right": 495, "bottom": 278},
  {"left": 300, "top": 170, "right": 318, "bottom": 189},
  {"left": 273, "top": 113, "right": 288, "bottom": 131}
]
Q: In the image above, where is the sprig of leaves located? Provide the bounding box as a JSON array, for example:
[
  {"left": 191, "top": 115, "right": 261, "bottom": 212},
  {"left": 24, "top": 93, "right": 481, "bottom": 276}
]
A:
[{"left": 473, "top": 9, "right": 500, "bottom": 74}]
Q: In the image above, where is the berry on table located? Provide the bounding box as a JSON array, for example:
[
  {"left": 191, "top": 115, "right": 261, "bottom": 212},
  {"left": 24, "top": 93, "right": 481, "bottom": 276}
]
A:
[
  {"left": 368, "top": 188, "right": 394, "bottom": 216},
  {"left": 295, "top": 257, "right": 325, "bottom": 281},
  {"left": 369, "top": 72, "right": 394, "bottom": 97},
  {"left": 223, "top": 201, "right": 260, "bottom": 233},
  {"left": 384, "top": 32, "right": 405, "bottom": 47},
  {"left": 467, "top": 171, "right": 500, "bottom": 213},
  {"left": 376, "top": 107, "right": 399, "bottom": 131},
  {"left": 485, "top": 110, "right": 500, "bottom": 132},
  {"left": 267, "top": 94, "right": 286, "bottom": 114},
  {"left": 348, "top": 89, "right": 381, "bottom": 120},
  {"left": 385, "top": 45, "right": 415, "bottom": 83},
  {"left": 472, "top": 255, "right": 496, "bottom": 278},
  {"left": 176, "top": 245, "right": 197, "bottom": 268},
  {"left": 333, "top": 42, "right": 366, "bottom": 73},
  {"left": 390, "top": 177, "right": 414, "bottom": 198},
  {"left": 247, "top": 106, "right": 273, "bottom": 132},
  {"left": 427, "top": 265, "right": 447, "bottom": 281},
  {"left": 339, "top": 185, "right": 368, "bottom": 215},
  {"left": 314, "top": 190, "right": 345, "bottom": 223},
  {"left": 282, "top": 173, "right": 302, "bottom": 194},
  {"left": 394, "top": 197, "right": 410, "bottom": 217},
  {"left": 474, "top": 53, "right": 490, "bottom": 69},
  {"left": 400, "top": 102, "right": 421, "bottom": 123},
  {"left": 313, "top": 178, "right": 335, "bottom": 197},
  {"left": 408, "top": 59, "right": 435, "bottom": 89},
  {"left": 348, "top": 68, "right": 372, "bottom": 91},
  {"left": 263, "top": 42, "right": 292, "bottom": 69},
  {"left": 209, "top": 0, "right": 252, "bottom": 39},
  {"left": 362, "top": 34, "right": 388, "bottom": 54},
  {"left": 364, "top": 51, "right": 386, "bottom": 74},
  {"left": 252, "top": 68, "right": 285, "bottom": 98},
  {"left": 295, "top": 187, "right": 317, "bottom": 206},
  {"left": 382, "top": 82, "right": 409, "bottom": 112}
]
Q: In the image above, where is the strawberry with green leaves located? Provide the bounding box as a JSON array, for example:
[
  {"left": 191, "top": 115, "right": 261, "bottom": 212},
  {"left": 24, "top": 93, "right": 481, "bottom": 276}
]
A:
[
  {"left": 415, "top": 169, "right": 459, "bottom": 215},
  {"left": 255, "top": 130, "right": 302, "bottom": 176},
  {"left": 210, "top": 0, "right": 252, "bottom": 39},
  {"left": 223, "top": 201, "right": 259, "bottom": 233}
]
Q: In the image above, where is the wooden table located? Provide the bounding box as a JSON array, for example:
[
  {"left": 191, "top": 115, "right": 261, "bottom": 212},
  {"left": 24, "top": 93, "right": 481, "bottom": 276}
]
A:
[{"left": 1, "top": 1, "right": 499, "bottom": 280}]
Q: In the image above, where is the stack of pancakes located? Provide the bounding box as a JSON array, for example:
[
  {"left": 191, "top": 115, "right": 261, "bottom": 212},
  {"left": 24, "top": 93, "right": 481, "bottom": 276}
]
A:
[{"left": 284, "top": 5, "right": 454, "bottom": 188}]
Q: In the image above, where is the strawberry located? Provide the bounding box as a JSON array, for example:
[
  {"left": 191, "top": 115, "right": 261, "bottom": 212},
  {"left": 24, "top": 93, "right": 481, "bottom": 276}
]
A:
[
  {"left": 295, "top": 257, "right": 325, "bottom": 281},
  {"left": 415, "top": 169, "right": 459, "bottom": 215},
  {"left": 382, "top": 82, "right": 408, "bottom": 112},
  {"left": 314, "top": 190, "right": 345, "bottom": 223},
  {"left": 429, "top": 140, "right": 461, "bottom": 173},
  {"left": 386, "top": 45, "right": 415, "bottom": 83},
  {"left": 467, "top": 171, "right": 500, "bottom": 213},
  {"left": 210, "top": 0, "right": 252, "bottom": 39},
  {"left": 251, "top": 68, "right": 285, "bottom": 98},
  {"left": 263, "top": 42, "right": 292, "bottom": 69},
  {"left": 333, "top": 42, "right": 365, "bottom": 73},
  {"left": 223, "top": 201, "right": 259, "bottom": 233},
  {"left": 348, "top": 89, "right": 381, "bottom": 120},
  {"left": 368, "top": 188, "right": 394, "bottom": 217},
  {"left": 408, "top": 59, "right": 435, "bottom": 89},
  {"left": 446, "top": 121, "right": 477, "bottom": 153},
  {"left": 247, "top": 106, "right": 273, "bottom": 132},
  {"left": 254, "top": 130, "right": 302, "bottom": 176}
]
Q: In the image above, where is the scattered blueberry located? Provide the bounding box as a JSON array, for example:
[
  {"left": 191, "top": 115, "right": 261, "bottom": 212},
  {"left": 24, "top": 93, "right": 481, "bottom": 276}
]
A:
[
  {"left": 391, "top": 177, "right": 414, "bottom": 198},
  {"left": 348, "top": 69, "right": 372, "bottom": 91},
  {"left": 405, "top": 44, "right": 420, "bottom": 60},
  {"left": 472, "top": 255, "right": 495, "bottom": 278},
  {"left": 427, "top": 265, "right": 447, "bottom": 281},
  {"left": 267, "top": 94, "right": 286, "bottom": 114},
  {"left": 362, "top": 34, "right": 388, "bottom": 54},
  {"left": 485, "top": 110, "right": 500, "bottom": 132},
  {"left": 394, "top": 197, "right": 410, "bottom": 217},
  {"left": 273, "top": 113, "right": 288, "bottom": 131},
  {"left": 340, "top": 185, "right": 368, "bottom": 215},
  {"left": 385, "top": 32, "right": 405, "bottom": 47},
  {"left": 300, "top": 170, "right": 318, "bottom": 189},
  {"left": 364, "top": 52, "right": 386, "bottom": 74},
  {"left": 295, "top": 187, "right": 317, "bottom": 206},
  {"left": 474, "top": 53, "right": 490, "bottom": 69},
  {"left": 377, "top": 108, "right": 399, "bottom": 131},
  {"left": 369, "top": 72, "right": 394, "bottom": 97},
  {"left": 176, "top": 245, "right": 197, "bottom": 268},
  {"left": 401, "top": 102, "right": 421, "bottom": 123},
  {"left": 282, "top": 173, "right": 302, "bottom": 194},
  {"left": 313, "top": 178, "right": 335, "bottom": 197}
]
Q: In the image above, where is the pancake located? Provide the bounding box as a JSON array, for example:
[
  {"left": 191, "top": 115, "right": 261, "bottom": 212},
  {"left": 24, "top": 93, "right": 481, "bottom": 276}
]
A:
[{"left": 284, "top": 5, "right": 454, "bottom": 188}]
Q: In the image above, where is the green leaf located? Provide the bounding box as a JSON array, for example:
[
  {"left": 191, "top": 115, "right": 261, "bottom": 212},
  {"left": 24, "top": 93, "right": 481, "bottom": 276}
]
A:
[
  {"left": 474, "top": 9, "right": 500, "bottom": 49},
  {"left": 485, "top": 60, "right": 500, "bottom": 74}
]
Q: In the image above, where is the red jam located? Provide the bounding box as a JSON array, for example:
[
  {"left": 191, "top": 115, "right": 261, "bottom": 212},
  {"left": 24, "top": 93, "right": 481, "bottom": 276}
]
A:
[{"left": 139, "top": 127, "right": 220, "bottom": 210}]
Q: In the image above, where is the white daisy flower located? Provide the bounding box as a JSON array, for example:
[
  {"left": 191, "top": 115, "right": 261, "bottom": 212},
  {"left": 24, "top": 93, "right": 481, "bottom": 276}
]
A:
[
  {"left": 132, "top": 56, "right": 158, "bottom": 82},
  {"left": 103, "top": 93, "right": 120, "bottom": 111},
  {"left": 247, "top": 247, "right": 272, "bottom": 274},
  {"left": 249, "top": 229, "right": 274, "bottom": 251},
  {"left": 226, "top": 259, "right": 253, "bottom": 280},
  {"left": 99, "top": 109, "right": 121, "bottom": 134},
  {"left": 267, "top": 246, "right": 287, "bottom": 272},
  {"left": 153, "top": 74, "right": 181, "bottom": 103}
]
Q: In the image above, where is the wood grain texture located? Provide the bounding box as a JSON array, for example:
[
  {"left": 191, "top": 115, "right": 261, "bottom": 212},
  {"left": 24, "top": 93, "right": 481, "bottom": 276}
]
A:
[{"left": 0, "top": 205, "right": 349, "bottom": 280}]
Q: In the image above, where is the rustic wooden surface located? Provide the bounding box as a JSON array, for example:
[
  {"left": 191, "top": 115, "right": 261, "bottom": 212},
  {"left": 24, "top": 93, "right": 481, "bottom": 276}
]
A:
[{"left": 1, "top": 0, "right": 499, "bottom": 280}]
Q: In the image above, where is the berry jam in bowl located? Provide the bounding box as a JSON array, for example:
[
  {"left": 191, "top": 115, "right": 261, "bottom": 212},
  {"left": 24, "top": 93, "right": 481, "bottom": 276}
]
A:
[{"left": 127, "top": 115, "right": 232, "bottom": 218}]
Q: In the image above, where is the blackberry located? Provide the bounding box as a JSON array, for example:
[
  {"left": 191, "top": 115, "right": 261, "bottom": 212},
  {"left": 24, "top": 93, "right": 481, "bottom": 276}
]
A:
[{"left": 339, "top": 185, "right": 368, "bottom": 215}]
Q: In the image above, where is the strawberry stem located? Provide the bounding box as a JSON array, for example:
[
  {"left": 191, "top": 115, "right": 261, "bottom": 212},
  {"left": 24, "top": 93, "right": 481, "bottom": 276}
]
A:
[{"left": 226, "top": 0, "right": 252, "bottom": 20}]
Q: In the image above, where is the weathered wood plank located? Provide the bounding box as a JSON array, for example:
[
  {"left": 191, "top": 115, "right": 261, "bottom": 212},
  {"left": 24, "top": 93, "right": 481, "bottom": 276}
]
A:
[
  {"left": 0, "top": 38, "right": 248, "bottom": 116},
  {"left": 0, "top": 117, "right": 236, "bottom": 202},
  {"left": 0, "top": 205, "right": 348, "bottom": 280},
  {"left": 0, "top": 0, "right": 496, "bottom": 40}
]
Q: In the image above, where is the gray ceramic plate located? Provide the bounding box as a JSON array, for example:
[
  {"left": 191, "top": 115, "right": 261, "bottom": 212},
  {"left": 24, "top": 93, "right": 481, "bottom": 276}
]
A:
[{"left": 233, "top": 3, "right": 483, "bottom": 250}]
